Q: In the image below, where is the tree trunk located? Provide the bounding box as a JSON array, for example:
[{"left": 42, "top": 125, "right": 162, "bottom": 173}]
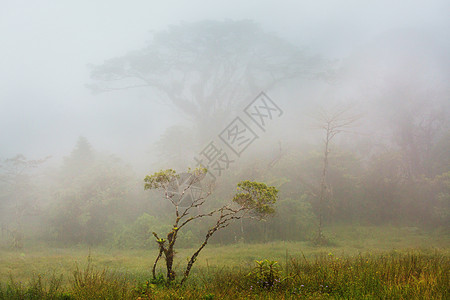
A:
[
  {"left": 181, "top": 229, "right": 215, "bottom": 285},
  {"left": 152, "top": 248, "right": 163, "bottom": 279},
  {"left": 318, "top": 127, "right": 330, "bottom": 241}
]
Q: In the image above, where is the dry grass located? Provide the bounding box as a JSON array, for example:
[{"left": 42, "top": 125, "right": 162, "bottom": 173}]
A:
[{"left": 0, "top": 225, "right": 448, "bottom": 299}]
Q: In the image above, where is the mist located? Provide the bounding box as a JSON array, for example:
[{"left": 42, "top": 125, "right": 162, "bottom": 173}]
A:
[
  {"left": 0, "top": 1, "right": 449, "bottom": 296},
  {"left": 1, "top": 1, "right": 447, "bottom": 162}
]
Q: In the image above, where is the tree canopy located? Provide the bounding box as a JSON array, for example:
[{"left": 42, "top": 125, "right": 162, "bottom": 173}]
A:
[{"left": 89, "top": 20, "right": 328, "bottom": 139}]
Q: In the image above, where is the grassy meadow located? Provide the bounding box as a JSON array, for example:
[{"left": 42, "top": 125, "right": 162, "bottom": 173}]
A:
[{"left": 0, "top": 225, "right": 449, "bottom": 299}]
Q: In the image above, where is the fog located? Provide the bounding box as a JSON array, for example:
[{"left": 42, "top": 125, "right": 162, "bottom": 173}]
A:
[
  {"left": 1, "top": 1, "right": 448, "bottom": 164},
  {"left": 0, "top": 0, "right": 449, "bottom": 251}
]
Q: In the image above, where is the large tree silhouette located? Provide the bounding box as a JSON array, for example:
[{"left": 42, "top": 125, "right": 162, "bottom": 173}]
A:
[{"left": 89, "top": 20, "right": 328, "bottom": 141}]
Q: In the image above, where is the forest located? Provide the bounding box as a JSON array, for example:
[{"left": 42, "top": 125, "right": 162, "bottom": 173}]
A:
[{"left": 0, "top": 2, "right": 449, "bottom": 299}]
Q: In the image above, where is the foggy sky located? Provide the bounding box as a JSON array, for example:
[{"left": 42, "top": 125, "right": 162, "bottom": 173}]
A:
[{"left": 1, "top": 0, "right": 449, "bottom": 168}]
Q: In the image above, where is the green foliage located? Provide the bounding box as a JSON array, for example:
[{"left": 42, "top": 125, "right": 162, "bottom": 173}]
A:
[
  {"left": 112, "top": 214, "right": 199, "bottom": 249},
  {"left": 247, "top": 259, "right": 284, "bottom": 290},
  {"left": 177, "top": 230, "right": 198, "bottom": 248},
  {"left": 272, "top": 196, "right": 316, "bottom": 241},
  {"left": 0, "top": 273, "right": 68, "bottom": 300},
  {"left": 144, "top": 168, "right": 279, "bottom": 284},
  {"left": 48, "top": 138, "right": 133, "bottom": 246},
  {"left": 144, "top": 168, "right": 207, "bottom": 192},
  {"left": 112, "top": 214, "right": 169, "bottom": 249},
  {"left": 1, "top": 251, "right": 448, "bottom": 299},
  {"left": 233, "top": 181, "right": 278, "bottom": 218},
  {"left": 144, "top": 169, "right": 178, "bottom": 190},
  {"left": 429, "top": 130, "right": 450, "bottom": 176},
  {"left": 0, "top": 154, "right": 49, "bottom": 249},
  {"left": 433, "top": 171, "right": 450, "bottom": 227}
]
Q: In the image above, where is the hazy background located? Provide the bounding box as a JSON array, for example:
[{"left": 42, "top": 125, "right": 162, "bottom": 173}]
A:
[{"left": 2, "top": 0, "right": 449, "bottom": 169}]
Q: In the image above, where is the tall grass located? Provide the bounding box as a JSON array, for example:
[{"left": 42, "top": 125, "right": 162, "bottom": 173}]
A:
[
  {"left": 285, "top": 251, "right": 449, "bottom": 299},
  {"left": 0, "top": 250, "right": 448, "bottom": 299},
  {"left": 0, "top": 273, "right": 68, "bottom": 300},
  {"left": 70, "top": 256, "right": 133, "bottom": 299}
]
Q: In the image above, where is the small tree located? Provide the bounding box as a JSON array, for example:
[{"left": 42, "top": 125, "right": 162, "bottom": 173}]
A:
[
  {"left": 144, "top": 168, "right": 278, "bottom": 284},
  {"left": 313, "top": 106, "right": 360, "bottom": 244}
]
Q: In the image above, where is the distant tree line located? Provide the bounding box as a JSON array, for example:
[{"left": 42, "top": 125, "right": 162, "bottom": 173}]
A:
[
  {"left": 0, "top": 127, "right": 448, "bottom": 249},
  {"left": 1, "top": 20, "right": 448, "bottom": 248}
]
